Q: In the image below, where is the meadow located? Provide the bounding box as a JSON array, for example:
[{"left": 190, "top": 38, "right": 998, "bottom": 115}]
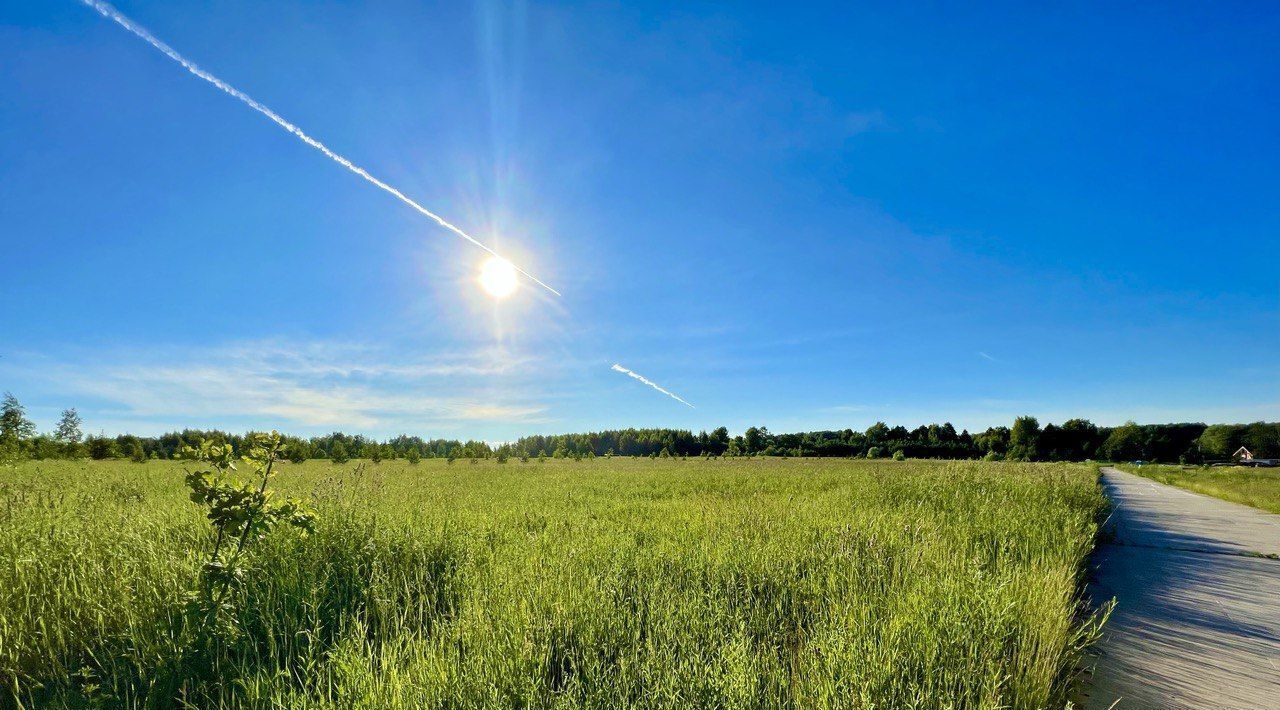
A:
[
  {"left": 0, "top": 457, "right": 1107, "bottom": 708},
  {"left": 1119, "top": 463, "right": 1280, "bottom": 514}
]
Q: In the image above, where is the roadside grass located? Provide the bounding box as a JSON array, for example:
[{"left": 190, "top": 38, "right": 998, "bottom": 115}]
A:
[
  {"left": 1, "top": 458, "right": 1106, "bottom": 708},
  {"left": 1118, "top": 463, "right": 1280, "bottom": 515}
]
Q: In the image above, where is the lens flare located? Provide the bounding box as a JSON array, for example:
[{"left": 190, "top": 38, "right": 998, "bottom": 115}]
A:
[
  {"left": 79, "top": 0, "right": 560, "bottom": 296},
  {"left": 479, "top": 257, "right": 518, "bottom": 298}
]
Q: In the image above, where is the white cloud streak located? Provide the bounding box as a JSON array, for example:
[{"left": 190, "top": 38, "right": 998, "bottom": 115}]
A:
[
  {"left": 80, "top": 0, "right": 560, "bottom": 297},
  {"left": 4, "top": 341, "right": 548, "bottom": 433},
  {"left": 611, "top": 363, "right": 694, "bottom": 409}
]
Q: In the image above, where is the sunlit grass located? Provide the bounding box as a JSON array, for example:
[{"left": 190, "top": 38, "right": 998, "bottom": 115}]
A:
[
  {"left": 1119, "top": 463, "right": 1280, "bottom": 514},
  {"left": 1, "top": 457, "right": 1105, "bottom": 708}
]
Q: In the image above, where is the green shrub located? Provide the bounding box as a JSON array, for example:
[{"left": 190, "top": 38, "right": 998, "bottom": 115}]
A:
[{"left": 87, "top": 436, "right": 119, "bottom": 460}]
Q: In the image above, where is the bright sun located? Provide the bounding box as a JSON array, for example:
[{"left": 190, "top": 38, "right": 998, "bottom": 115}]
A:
[{"left": 478, "top": 256, "right": 518, "bottom": 298}]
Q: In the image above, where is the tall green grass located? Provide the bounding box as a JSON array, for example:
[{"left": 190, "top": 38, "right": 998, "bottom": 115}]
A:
[
  {"left": 1118, "top": 463, "right": 1280, "bottom": 514},
  {"left": 1, "top": 458, "right": 1105, "bottom": 708}
]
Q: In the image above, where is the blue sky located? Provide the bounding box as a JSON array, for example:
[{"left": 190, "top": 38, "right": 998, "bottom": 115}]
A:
[{"left": 2, "top": 0, "right": 1277, "bottom": 439}]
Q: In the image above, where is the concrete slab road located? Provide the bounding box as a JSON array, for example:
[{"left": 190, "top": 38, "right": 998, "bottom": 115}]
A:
[{"left": 1081, "top": 466, "right": 1280, "bottom": 709}]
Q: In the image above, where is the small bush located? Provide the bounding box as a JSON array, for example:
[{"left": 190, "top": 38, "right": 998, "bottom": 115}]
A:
[{"left": 88, "top": 436, "right": 119, "bottom": 460}]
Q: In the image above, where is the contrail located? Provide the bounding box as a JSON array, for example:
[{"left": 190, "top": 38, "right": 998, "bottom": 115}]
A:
[
  {"left": 80, "top": 0, "right": 560, "bottom": 297},
  {"left": 611, "top": 364, "right": 695, "bottom": 408}
]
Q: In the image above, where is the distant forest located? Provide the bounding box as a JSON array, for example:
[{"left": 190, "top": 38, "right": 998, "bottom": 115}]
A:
[{"left": 3, "top": 392, "right": 1276, "bottom": 464}]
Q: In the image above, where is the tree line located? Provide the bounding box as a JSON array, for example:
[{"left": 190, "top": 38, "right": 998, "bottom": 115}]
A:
[
  {"left": 2, "top": 391, "right": 1276, "bottom": 464},
  {"left": 503, "top": 418, "right": 1278, "bottom": 463}
]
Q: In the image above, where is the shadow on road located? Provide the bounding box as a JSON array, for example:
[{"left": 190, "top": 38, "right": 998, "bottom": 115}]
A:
[{"left": 1079, "top": 468, "right": 1280, "bottom": 709}]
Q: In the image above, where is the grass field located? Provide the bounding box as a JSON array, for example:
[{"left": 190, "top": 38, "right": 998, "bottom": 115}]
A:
[
  {"left": 1119, "top": 463, "right": 1280, "bottom": 514},
  {"left": 1, "top": 457, "right": 1106, "bottom": 708}
]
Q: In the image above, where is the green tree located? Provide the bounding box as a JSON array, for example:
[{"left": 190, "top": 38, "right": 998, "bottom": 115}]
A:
[
  {"left": 405, "top": 447, "right": 422, "bottom": 464},
  {"left": 54, "top": 408, "right": 83, "bottom": 444},
  {"left": 1196, "top": 424, "right": 1240, "bottom": 459},
  {"left": 1058, "top": 418, "right": 1099, "bottom": 460},
  {"left": 743, "top": 426, "right": 770, "bottom": 454},
  {"left": 1, "top": 392, "right": 36, "bottom": 443},
  {"left": 330, "top": 440, "right": 350, "bottom": 464},
  {"left": 1008, "top": 416, "right": 1041, "bottom": 461},
  {"left": 974, "top": 426, "right": 1010, "bottom": 457},
  {"left": 1102, "top": 421, "right": 1145, "bottom": 461},
  {"left": 709, "top": 426, "right": 731, "bottom": 455},
  {"left": 864, "top": 422, "right": 890, "bottom": 445},
  {"left": 1242, "top": 422, "right": 1280, "bottom": 458}
]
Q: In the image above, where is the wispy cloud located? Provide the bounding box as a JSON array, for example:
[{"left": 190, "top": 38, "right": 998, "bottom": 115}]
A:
[
  {"left": 611, "top": 363, "right": 695, "bottom": 408},
  {"left": 977, "top": 351, "right": 1001, "bottom": 363},
  {"left": 2, "top": 340, "right": 549, "bottom": 434}
]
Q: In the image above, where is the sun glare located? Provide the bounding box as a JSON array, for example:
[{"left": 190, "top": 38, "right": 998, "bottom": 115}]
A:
[{"left": 479, "top": 256, "right": 518, "bottom": 298}]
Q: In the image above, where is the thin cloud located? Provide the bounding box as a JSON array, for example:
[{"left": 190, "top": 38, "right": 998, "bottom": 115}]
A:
[
  {"left": 2, "top": 341, "right": 548, "bottom": 433},
  {"left": 611, "top": 363, "right": 695, "bottom": 409},
  {"left": 977, "top": 351, "right": 1001, "bottom": 363}
]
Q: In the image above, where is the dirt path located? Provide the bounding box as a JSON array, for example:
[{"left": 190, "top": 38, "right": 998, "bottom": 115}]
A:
[{"left": 1080, "top": 467, "right": 1280, "bottom": 709}]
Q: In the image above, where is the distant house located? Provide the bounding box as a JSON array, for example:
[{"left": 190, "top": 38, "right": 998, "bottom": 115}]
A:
[{"left": 1233, "top": 446, "right": 1254, "bottom": 462}]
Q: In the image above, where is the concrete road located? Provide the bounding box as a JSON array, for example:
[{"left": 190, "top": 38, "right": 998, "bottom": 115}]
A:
[{"left": 1081, "top": 466, "right": 1280, "bottom": 709}]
